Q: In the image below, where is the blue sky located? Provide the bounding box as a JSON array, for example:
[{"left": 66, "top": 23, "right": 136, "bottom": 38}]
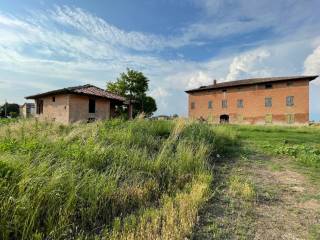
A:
[{"left": 0, "top": 0, "right": 319, "bottom": 120}]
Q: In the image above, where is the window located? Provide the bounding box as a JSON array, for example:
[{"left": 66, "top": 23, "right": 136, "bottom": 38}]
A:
[
  {"left": 286, "top": 96, "right": 294, "bottom": 106},
  {"left": 222, "top": 89, "right": 227, "bottom": 92},
  {"left": 237, "top": 114, "right": 244, "bottom": 123},
  {"left": 287, "top": 114, "right": 294, "bottom": 124},
  {"left": 222, "top": 99, "right": 227, "bottom": 108},
  {"left": 191, "top": 102, "right": 195, "bottom": 109},
  {"left": 36, "top": 100, "right": 43, "bottom": 114},
  {"left": 89, "top": 99, "right": 96, "bottom": 113},
  {"left": 52, "top": 97, "right": 55, "bottom": 102},
  {"left": 265, "top": 83, "right": 273, "bottom": 89},
  {"left": 265, "top": 97, "right": 272, "bottom": 107},
  {"left": 237, "top": 99, "right": 244, "bottom": 108},
  {"left": 265, "top": 114, "right": 272, "bottom": 124},
  {"left": 287, "top": 113, "right": 294, "bottom": 124},
  {"left": 208, "top": 101, "right": 213, "bottom": 109},
  {"left": 287, "top": 81, "right": 293, "bottom": 86}
]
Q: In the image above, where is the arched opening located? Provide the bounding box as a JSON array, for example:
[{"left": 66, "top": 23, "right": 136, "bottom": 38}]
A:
[{"left": 220, "top": 114, "right": 229, "bottom": 124}]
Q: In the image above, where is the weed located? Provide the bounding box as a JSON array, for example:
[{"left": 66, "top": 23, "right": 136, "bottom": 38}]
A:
[
  {"left": 0, "top": 119, "right": 237, "bottom": 239},
  {"left": 228, "top": 175, "right": 256, "bottom": 201}
]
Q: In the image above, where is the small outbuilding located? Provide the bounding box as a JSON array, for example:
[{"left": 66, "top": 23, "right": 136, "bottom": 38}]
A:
[
  {"left": 26, "top": 84, "right": 132, "bottom": 124},
  {"left": 20, "top": 103, "right": 36, "bottom": 118}
]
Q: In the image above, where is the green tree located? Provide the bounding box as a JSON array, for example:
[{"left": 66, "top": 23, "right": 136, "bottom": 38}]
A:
[
  {"left": 107, "top": 69, "right": 157, "bottom": 117},
  {"left": 0, "top": 103, "right": 20, "bottom": 118}
]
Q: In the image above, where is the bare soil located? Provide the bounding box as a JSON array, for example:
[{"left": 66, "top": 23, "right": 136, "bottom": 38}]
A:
[{"left": 190, "top": 153, "right": 320, "bottom": 240}]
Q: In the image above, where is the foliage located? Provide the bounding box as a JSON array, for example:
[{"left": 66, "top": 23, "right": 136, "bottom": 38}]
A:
[
  {"left": 106, "top": 69, "right": 157, "bottom": 117},
  {"left": 0, "top": 119, "right": 237, "bottom": 239},
  {"left": 235, "top": 125, "right": 320, "bottom": 170},
  {"left": 272, "top": 144, "right": 320, "bottom": 168},
  {"left": 0, "top": 118, "right": 16, "bottom": 125},
  {"left": 0, "top": 103, "right": 20, "bottom": 118}
]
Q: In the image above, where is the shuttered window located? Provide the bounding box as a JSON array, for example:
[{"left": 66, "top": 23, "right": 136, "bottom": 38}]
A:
[
  {"left": 286, "top": 96, "right": 294, "bottom": 106},
  {"left": 265, "top": 114, "right": 272, "bottom": 124},
  {"left": 287, "top": 114, "right": 294, "bottom": 124},
  {"left": 265, "top": 97, "right": 272, "bottom": 107},
  {"left": 237, "top": 99, "right": 244, "bottom": 108},
  {"left": 191, "top": 102, "right": 195, "bottom": 109},
  {"left": 222, "top": 100, "right": 227, "bottom": 108}
]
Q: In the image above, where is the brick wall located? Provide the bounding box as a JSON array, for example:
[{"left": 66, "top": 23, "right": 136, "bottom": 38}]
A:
[
  {"left": 36, "top": 95, "right": 70, "bottom": 123},
  {"left": 35, "top": 94, "right": 111, "bottom": 124},
  {"left": 69, "top": 95, "right": 110, "bottom": 123},
  {"left": 188, "top": 79, "right": 310, "bottom": 125}
]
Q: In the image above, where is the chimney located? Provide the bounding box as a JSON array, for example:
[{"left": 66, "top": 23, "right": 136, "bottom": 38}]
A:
[{"left": 213, "top": 79, "right": 217, "bottom": 85}]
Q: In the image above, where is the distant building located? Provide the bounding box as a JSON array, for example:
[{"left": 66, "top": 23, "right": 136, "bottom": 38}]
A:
[
  {"left": 20, "top": 103, "right": 35, "bottom": 118},
  {"left": 185, "top": 76, "right": 318, "bottom": 125},
  {"left": 25, "top": 84, "right": 132, "bottom": 124}
]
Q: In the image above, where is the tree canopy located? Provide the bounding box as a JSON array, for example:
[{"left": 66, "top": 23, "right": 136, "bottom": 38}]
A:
[
  {"left": 0, "top": 103, "right": 20, "bottom": 118},
  {"left": 107, "top": 69, "right": 157, "bottom": 117}
]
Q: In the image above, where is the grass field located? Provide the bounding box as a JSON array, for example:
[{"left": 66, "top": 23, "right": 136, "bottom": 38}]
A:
[
  {"left": 0, "top": 119, "right": 237, "bottom": 240},
  {"left": 235, "top": 125, "right": 320, "bottom": 170},
  {"left": 1, "top": 119, "right": 319, "bottom": 239},
  {"left": 192, "top": 124, "right": 320, "bottom": 239}
]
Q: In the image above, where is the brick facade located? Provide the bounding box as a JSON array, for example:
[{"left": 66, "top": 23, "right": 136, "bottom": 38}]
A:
[
  {"left": 34, "top": 94, "right": 111, "bottom": 124},
  {"left": 26, "top": 84, "right": 128, "bottom": 124},
  {"left": 187, "top": 77, "right": 315, "bottom": 125}
]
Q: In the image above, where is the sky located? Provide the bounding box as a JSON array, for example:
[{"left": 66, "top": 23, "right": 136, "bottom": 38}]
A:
[{"left": 0, "top": 0, "right": 319, "bottom": 120}]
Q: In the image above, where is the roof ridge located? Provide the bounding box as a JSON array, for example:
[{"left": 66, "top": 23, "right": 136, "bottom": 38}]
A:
[
  {"left": 25, "top": 84, "right": 127, "bottom": 102},
  {"left": 186, "top": 75, "right": 318, "bottom": 93}
]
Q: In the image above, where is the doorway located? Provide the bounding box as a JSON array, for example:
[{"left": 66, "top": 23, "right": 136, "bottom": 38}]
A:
[{"left": 220, "top": 114, "right": 229, "bottom": 124}]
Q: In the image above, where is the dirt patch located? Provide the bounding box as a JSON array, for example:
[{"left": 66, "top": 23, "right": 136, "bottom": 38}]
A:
[
  {"left": 298, "top": 199, "right": 320, "bottom": 210},
  {"left": 272, "top": 170, "right": 306, "bottom": 185},
  {"left": 192, "top": 153, "right": 320, "bottom": 240},
  {"left": 248, "top": 156, "right": 320, "bottom": 239}
]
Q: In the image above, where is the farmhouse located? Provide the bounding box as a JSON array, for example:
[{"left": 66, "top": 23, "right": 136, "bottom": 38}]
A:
[
  {"left": 186, "top": 75, "right": 318, "bottom": 125},
  {"left": 26, "top": 84, "right": 132, "bottom": 124}
]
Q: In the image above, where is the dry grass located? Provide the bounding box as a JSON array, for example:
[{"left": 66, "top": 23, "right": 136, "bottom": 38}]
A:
[{"left": 0, "top": 118, "right": 237, "bottom": 239}]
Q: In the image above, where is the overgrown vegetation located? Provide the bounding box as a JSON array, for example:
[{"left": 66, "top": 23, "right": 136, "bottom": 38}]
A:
[
  {"left": 0, "top": 118, "right": 16, "bottom": 125},
  {"left": 0, "top": 119, "right": 237, "bottom": 239},
  {"left": 235, "top": 125, "right": 320, "bottom": 170},
  {"left": 192, "top": 124, "right": 320, "bottom": 239}
]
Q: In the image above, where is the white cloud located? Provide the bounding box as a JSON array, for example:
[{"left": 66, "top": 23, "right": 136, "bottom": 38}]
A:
[
  {"left": 226, "top": 49, "right": 271, "bottom": 81},
  {"left": 0, "top": 4, "right": 319, "bottom": 119},
  {"left": 304, "top": 45, "right": 320, "bottom": 84},
  {"left": 191, "top": 0, "right": 319, "bottom": 39},
  {"left": 185, "top": 71, "right": 212, "bottom": 88}
]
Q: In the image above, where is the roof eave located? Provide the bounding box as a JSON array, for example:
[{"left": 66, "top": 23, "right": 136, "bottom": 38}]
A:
[{"left": 25, "top": 91, "right": 126, "bottom": 102}]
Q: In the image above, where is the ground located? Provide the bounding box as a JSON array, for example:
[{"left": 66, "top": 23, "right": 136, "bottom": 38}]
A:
[
  {"left": 1, "top": 120, "right": 319, "bottom": 239},
  {"left": 191, "top": 126, "right": 320, "bottom": 240}
]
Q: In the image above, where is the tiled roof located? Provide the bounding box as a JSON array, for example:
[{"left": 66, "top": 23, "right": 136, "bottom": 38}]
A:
[
  {"left": 185, "top": 75, "right": 318, "bottom": 93},
  {"left": 21, "top": 103, "right": 35, "bottom": 108},
  {"left": 25, "top": 84, "right": 126, "bottom": 102}
]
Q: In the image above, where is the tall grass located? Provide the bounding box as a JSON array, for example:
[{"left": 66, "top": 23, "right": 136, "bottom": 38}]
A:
[{"left": 0, "top": 118, "right": 237, "bottom": 239}]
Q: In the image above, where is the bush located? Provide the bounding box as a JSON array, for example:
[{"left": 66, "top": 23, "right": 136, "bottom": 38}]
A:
[{"left": 274, "top": 144, "right": 320, "bottom": 168}]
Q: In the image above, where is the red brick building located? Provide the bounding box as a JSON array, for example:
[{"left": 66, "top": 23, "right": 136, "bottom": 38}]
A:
[
  {"left": 26, "top": 84, "right": 132, "bottom": 124},
  {"left": 186, "top": 76, "right": 318, "bottom": 125}
]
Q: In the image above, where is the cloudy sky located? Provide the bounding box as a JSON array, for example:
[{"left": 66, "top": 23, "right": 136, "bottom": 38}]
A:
[{"left": 0, "top": 0, "right": 319, "bottom": 120}]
